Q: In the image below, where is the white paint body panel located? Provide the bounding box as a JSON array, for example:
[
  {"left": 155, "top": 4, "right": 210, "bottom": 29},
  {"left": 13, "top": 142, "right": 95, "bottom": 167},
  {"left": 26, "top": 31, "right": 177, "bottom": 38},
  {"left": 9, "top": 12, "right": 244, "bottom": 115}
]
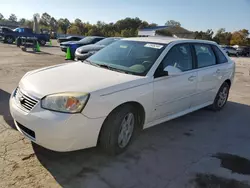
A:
[{"left": 9, "top": 37, "right": 235, "bottom": 151}]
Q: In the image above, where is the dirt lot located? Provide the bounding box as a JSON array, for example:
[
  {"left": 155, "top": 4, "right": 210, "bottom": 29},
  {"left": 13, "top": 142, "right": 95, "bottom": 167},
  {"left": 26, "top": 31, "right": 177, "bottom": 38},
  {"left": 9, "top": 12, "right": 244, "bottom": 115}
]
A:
[{"left": 1, "top": 42, "right": 250, "bottom": 188}]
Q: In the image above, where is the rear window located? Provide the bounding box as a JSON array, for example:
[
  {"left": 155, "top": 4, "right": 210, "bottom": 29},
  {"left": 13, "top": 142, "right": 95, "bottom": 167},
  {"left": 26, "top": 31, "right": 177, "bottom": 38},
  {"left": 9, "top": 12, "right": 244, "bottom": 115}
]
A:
[{"left": 212, "top": 45, "right": 228, "bottom": 64}]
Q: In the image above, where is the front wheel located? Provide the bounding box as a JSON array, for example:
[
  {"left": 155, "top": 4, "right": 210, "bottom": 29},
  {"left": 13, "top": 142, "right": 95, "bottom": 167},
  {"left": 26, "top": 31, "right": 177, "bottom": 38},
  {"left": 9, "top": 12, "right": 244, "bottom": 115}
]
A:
[
  {"left": 39, "top": 40, "right": 46, "bottom": 46},
  {"left": 99, "top": 105, "right": 139, "bottom": 155},
  {"left": 210, "top": 82, "right": 230, "bottom": 111}
]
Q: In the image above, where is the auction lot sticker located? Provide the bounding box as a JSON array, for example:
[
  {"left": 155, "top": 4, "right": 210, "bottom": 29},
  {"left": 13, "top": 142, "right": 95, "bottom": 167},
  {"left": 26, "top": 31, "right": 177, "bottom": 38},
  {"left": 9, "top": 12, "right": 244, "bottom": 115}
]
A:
[{"left": 144, "top": 43, "right": 164, "bottom": 49}]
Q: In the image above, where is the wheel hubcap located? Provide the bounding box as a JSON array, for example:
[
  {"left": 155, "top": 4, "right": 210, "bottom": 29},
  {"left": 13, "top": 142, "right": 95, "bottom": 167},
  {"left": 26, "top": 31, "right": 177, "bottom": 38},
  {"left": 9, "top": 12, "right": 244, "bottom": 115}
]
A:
[
  {"left": 7, "top": 38, "right": 12, "bottom": 43},
  {"left": 217, "top": 87, "right": 228, "bottom": 107},
  {"left": 118, "top": 113, "right": 135, "bottom": 148}
]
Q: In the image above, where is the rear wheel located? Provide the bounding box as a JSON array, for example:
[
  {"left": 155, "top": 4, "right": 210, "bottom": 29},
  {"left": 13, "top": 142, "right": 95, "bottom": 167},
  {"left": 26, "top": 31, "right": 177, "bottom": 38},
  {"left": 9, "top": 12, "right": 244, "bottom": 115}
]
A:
[
  {"left": 99, "top": 105, "right": 139, "bottom": 155},
  {"left": 5, "top": 36, "right": 14, "bottom": 44},
  {"left": 210, "top": 82, "right": 230, "bottom": 111}
]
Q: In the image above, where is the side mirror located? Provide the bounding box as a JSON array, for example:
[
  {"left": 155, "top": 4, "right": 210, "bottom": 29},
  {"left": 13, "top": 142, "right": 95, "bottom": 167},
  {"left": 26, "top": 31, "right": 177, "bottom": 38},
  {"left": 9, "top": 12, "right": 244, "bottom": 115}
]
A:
[{"left": 164, "top": 65, "right": 182, "bottom": 76}]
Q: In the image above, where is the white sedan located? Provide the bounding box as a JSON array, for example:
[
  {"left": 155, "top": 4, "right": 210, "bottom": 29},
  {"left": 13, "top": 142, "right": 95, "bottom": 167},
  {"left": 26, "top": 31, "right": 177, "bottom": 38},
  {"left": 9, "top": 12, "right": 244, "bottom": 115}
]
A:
[{"left": 10, "top": 37, "right": 235, "bottom": 155}]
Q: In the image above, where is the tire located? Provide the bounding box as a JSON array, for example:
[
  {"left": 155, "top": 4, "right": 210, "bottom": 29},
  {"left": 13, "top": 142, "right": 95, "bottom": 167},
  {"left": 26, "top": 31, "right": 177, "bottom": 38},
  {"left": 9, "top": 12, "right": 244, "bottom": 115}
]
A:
[
  {"left": 99, "top": 104, "right": 139, "bottom": 155},
  {"left": 39, "top": 40, "right": 46, "bottom": 46},
  {"left": 236, "top": 53, "right": 239, "bottom": 57},
  {"left": 16, "top": 37, "right": 22, "bottom": 47},
  {"left": 5, "top": 36, "right": 14, "bottom": 44},
  {"left": 210, "top": 82, "right": 230, "bottom": 111}
]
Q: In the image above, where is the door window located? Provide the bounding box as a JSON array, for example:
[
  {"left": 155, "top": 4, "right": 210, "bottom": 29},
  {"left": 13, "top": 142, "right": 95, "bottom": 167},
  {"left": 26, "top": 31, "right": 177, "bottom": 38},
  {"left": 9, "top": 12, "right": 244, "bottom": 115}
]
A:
[
  {"left": 212, "top": 45, "right": 228, "bottom": 64},
  {"left": 194, "top": 44, "right": 216, "bottom": 68},
  {"left": 155, "top": 44, "right": 193, "bottom": 77}
]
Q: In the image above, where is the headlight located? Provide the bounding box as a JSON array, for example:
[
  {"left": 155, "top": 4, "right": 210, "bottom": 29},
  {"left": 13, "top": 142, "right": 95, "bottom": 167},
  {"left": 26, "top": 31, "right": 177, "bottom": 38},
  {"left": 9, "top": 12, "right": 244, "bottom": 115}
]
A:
[{"left": 41, "top": 92, "right": 89, "bottom": 113}]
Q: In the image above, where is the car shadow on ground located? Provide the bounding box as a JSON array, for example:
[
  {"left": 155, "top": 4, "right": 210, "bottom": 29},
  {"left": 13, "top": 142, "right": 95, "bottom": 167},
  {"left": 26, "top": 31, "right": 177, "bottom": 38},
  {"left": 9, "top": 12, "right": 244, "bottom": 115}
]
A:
[
  {"left": 20, "top": 50, "right": 53, "bottom": 55},
  {"left": 0, "top": 89, "right": 16, "bottom": 129},
  {"left": 32, "top": 101, "right": 250, "bottom": 188}
]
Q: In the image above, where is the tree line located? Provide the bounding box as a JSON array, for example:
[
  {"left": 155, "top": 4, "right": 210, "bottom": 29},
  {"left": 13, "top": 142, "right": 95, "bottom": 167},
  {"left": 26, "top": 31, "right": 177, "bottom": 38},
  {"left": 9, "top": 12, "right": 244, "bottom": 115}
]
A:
[{"left": 0, "top": 13, "right": 249, "bottom": 46}]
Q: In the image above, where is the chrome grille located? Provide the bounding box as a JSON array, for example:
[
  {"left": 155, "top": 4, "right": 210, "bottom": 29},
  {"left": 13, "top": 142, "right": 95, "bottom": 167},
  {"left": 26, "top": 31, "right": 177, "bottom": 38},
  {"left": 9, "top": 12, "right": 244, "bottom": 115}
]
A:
[{"left": 13, "top": 88, "right": 38, "bottom": 111}]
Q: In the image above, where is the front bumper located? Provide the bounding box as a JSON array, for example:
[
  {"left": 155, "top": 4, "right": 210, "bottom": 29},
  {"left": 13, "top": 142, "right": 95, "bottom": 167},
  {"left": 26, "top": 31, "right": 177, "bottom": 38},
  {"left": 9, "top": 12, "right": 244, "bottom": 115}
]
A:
[
  {"left": 9, "top": 90, "right": 105, "bottom": 152},
  {"left": 75, "top": 50, "right": 91, "bottom": 60}
]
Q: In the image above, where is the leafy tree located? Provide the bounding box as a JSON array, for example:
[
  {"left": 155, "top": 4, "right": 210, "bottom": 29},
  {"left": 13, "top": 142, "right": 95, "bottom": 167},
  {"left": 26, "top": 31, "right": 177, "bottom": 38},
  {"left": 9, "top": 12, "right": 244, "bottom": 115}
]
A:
[
  {"left": 87, "top": 25, "right": 103, "bottom": 36},
  {"left": 165, "top": 20, "right": 181, "bottom": 27},
  {"left": 116, "top": 17, "right": 142, "bottom": 32},
  {"left": 23, "top": 20, "right": 33, "bottom": 28},
  {"left": 138, "top": 21, "right": 149, "bottom": 29},
  {"left": 19, "top": 18, "right": 26, "bottom": 26},
  {"left": 156, "top": 29, "right": 173, "bottom": 36},
  {"left": 50, "top": 17, "right": 58, "bottom": 31},
  {"left": 121, "top": 29, "right": 137, "bottom": 37},
  {"left": 149, "top": 23, "right": 158, "bottom": 27},
  {"left": 0, "top": 13, "right": 4, "bottom": 20},
  {"left": 58, "top": 18, "right": 70, "bottom": 34},
  {"left": 67, "top": 24, "right": 81, "bottom": 35},
  {"left": 8, "top": 14, "right": 17, "bottom": 22},
  {"left": 230, "top": 29, "right": 249, "bottom": 45},
  {"left": 213, "top": 28, "right": 232, "bottom": 45},
  {"left": 40, "top": 12, "right": 51, "bottom": 27},
  {"left": 194, "top": 29, "right": 213, "bottom": 40}
]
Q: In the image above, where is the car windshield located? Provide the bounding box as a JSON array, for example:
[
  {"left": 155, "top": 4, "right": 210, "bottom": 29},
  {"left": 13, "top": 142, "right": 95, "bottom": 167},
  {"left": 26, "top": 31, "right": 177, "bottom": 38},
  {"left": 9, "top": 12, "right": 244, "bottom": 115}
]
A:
[
  {"left": 96, "top": 38, "right": 120, "bottom": 46},
  {"left": 87, "top": 40, "right": 166, "bottom": 76},
  {"left": 78, "top": 37, "right": 95, "bottom": 43}
]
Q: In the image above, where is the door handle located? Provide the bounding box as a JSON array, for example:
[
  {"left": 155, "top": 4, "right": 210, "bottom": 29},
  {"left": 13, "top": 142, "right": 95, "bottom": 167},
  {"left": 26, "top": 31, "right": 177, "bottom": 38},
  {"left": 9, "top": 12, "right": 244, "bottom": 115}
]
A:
[{"left": 188, "top": 75, "right": 196, "bottom": 81}]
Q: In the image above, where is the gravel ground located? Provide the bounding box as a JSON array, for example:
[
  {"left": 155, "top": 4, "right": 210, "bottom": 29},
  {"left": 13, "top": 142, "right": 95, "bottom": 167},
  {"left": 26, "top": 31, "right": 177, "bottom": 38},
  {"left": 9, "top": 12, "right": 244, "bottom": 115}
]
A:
[{"left": 0, "top": 42, "right": 250, "bottom": 188}]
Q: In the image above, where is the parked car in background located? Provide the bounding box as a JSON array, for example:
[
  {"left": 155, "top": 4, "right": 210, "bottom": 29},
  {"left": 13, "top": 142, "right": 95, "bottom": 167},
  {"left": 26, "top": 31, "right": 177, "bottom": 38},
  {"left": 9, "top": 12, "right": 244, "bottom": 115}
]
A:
[
  {"left": 75, "top": 37, "right": 122, "bottom": 60},
  {"left": 0, "top": 27, "right": 50, "bottom": 46},
  {"left": 222, "top": 46, "right": 238, "bottom": 57},
  {"left": 236, "top": 46, "right": 250, "bottom": 57},
  {"left": 57, "top": 36, "right": 84, "bottom": 44},
  {"left": 10, "top": 37, "right": 235, "bottom": 154},
  {"left": 60, "top": 36, "right": 105, "bottom": 59}
]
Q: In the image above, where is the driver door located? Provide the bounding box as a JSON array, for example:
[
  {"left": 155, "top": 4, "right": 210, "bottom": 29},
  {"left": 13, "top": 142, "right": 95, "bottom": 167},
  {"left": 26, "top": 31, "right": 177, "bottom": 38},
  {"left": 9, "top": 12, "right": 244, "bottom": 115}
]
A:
[{"left": 152, "top": 43, "right": 197, "bottom": 120}]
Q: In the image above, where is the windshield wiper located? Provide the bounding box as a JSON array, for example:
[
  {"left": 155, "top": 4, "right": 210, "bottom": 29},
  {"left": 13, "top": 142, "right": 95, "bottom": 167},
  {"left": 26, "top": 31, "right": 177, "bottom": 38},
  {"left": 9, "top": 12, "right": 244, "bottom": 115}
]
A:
[
  {"left": 98, "top": 64, "right": 130, "bottom": 74},
  {"left": 83, "top": 60, "right": 99, "bottom": 67}
]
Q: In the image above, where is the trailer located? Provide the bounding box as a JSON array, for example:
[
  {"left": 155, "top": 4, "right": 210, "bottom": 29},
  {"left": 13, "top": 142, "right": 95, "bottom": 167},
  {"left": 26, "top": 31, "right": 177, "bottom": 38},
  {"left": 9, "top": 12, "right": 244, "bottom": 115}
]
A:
[{"left": 16, "top": 36, "right": 39, "bottom": 52}]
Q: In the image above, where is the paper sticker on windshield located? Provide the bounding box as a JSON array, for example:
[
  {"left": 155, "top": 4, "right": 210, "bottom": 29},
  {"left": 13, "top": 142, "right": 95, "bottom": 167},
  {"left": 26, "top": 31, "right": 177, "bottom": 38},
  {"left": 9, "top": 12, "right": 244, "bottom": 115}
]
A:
[
  {"left": 120, "top": 45, "right": 128, "bottom": 48},
  {"left": 144, "top": 43, "right": 163, "bottom": 49}
]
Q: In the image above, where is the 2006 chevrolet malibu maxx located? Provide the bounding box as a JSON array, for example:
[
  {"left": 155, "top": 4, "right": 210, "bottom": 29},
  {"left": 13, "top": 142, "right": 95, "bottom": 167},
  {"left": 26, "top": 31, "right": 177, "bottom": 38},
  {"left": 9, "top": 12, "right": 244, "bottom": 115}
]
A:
[{"left": 10, "top": 37, "right": 235, "bottom": 154}]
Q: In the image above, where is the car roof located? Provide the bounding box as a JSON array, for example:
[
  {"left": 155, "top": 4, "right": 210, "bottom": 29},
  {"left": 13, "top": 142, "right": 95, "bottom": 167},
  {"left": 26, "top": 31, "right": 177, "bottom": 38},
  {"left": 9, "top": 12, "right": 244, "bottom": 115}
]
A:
[
  {"left": 86, "top": 36, "right": 105, "bottom": 38},
  {"left": 122, "top": 37, "right": 217, "bottom": 45}
]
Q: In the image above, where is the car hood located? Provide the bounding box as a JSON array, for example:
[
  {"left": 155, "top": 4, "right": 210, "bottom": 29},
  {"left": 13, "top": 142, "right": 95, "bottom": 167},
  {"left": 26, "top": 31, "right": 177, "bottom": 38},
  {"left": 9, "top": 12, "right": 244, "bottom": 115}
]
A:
[
  {"left": 19, "top": 62, "right": 142, "bottom": 98},
  {"left": 60, "top": 41, "right": 77, "bottom": 45},
  {"left": 76, "top": 44, "right": 105, "bottom": 53}
]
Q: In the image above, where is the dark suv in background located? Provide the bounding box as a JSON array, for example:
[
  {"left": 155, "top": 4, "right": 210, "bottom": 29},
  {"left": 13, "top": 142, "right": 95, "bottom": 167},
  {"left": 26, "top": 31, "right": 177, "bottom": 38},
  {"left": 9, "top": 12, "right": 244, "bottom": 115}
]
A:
[{"left": 236, "top": 46, "right": 250, "bottom": 57}]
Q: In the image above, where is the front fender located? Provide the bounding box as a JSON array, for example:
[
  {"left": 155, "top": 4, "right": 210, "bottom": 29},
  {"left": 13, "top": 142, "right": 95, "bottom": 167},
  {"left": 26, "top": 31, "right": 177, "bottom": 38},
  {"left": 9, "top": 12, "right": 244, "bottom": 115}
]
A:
[{"left": 82, "top": 80, "right": 154, "bottom": 125}]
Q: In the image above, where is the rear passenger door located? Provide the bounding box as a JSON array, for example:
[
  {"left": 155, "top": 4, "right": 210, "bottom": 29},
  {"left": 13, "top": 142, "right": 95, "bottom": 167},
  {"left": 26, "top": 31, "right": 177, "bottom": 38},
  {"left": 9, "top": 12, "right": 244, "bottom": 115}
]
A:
[{"left": 191, "top": 43, "right": 227, "bottom": 107}]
